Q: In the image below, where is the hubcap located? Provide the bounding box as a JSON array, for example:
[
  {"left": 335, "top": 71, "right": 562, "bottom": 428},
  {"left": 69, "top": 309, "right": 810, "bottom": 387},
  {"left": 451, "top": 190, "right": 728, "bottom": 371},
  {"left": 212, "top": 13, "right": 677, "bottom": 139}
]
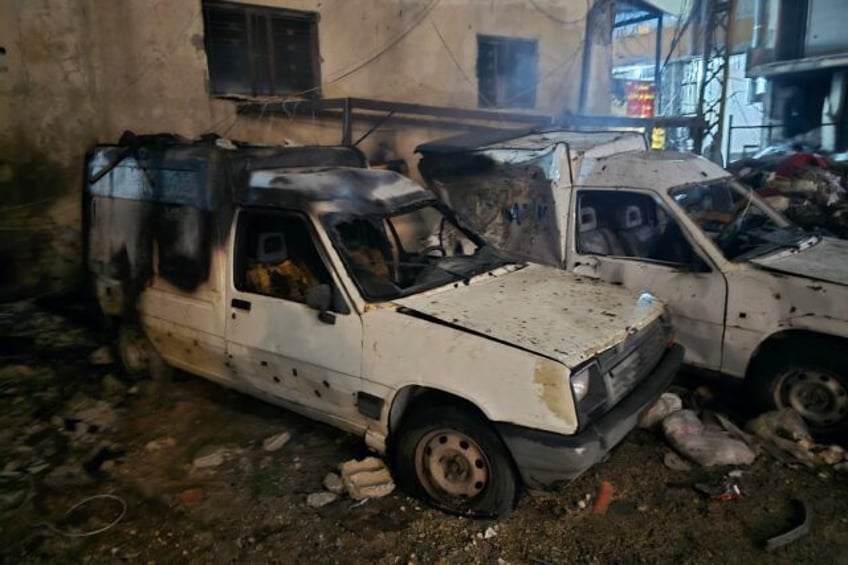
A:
[
  {"left": 414, "top": 429, "right": 489, "bottom": 505},
  {"left": 775, "top": 368, "right": 848, "bottom": 427}
]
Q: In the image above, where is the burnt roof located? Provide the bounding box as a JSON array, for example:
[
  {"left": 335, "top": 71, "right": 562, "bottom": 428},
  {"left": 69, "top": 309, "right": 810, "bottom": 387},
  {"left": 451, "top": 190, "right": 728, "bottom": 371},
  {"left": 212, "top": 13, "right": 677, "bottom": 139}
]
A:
[{"left": 416, "top": 128, "right": 643, "bottom": 155}]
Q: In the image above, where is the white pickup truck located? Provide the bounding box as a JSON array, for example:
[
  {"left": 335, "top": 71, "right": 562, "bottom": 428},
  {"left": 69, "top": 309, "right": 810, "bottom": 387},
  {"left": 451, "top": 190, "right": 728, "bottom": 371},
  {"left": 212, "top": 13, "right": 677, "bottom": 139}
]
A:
[
  {"left": 84, "top": 135, "right": 682, "bottom": 517},
  {"left": 418, "top": 129, "right": 848, "bottom": 437}
]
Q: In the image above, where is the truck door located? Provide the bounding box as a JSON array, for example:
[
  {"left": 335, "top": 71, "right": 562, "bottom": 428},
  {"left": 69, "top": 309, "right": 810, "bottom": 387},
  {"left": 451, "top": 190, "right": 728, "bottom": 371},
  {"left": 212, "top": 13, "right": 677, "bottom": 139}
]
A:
[
  {"left": 568, "top": 189, "right": 727, "bottom": 371},
  {"left": 225, "top": 208, "right": 364, "bottom": 426}
]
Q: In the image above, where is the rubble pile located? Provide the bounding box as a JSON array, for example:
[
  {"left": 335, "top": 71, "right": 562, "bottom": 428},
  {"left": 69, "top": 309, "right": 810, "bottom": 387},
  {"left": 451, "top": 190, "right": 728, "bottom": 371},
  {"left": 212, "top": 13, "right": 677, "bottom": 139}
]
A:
[{"left": 730, "top": 151, "right": 848, "bottom": 238}]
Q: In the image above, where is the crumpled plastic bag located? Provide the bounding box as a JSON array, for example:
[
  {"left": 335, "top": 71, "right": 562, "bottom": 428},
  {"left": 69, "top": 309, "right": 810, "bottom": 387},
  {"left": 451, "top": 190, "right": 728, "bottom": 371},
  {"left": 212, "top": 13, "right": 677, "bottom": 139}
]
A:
[
  {"left": 639, "top": 392, "right": 683, "bottom": 430},
  {"left": 663, "top": 410, "right": 756, "bottom": 467}
]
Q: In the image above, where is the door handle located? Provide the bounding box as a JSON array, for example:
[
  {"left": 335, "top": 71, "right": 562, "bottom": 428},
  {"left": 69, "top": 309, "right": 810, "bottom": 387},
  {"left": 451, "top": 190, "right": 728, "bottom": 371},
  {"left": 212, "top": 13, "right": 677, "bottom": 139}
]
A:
[{"left": 231, "top": 298, "right": 252, "bottom": 311}]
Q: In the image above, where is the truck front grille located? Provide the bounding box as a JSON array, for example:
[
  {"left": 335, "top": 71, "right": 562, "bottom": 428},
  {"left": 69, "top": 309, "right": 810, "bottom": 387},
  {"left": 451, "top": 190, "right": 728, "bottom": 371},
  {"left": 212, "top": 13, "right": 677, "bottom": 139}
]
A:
[{"left": 599, "top": 320, "right": 667, "bottom": 406}]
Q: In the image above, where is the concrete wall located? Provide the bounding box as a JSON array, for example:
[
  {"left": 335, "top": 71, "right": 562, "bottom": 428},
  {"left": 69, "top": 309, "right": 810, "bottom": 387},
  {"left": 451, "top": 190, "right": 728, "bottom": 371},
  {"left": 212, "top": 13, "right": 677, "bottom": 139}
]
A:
[{"left": 0, "top": 0, "right": 589, "bottom": 300}]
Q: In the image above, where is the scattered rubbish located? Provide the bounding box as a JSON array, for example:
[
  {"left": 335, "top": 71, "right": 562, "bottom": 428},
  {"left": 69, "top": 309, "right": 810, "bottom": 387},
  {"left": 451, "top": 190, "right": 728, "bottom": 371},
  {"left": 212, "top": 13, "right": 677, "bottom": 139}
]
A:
[
  {"left": 693, "top": 477, "right": 744, "bottom": 501},
  {"left": 306, "top": 491, "right": 337, "bottom": 508},
  {"left": 638, "top": 392, "right": 682, "bottom": 430},
  {"left": 483, "top": 526, "right": 498, "bottom": 539},
  {"left": 764, "top": 499, "right": 812, "bottom": 552},
  {"left": 592, "top": 481, "right": 614, "bottom": 514},
  {"left": 747, "top": 409, "right": 815, "bottom": 466},
  {"left": 322, "top": 472, "right": 345, "bottom": 495},
  {"left": 348, "top": 497, "right": 370, "bottom": 510},
  {"left": 88, "top": 346, "right": 115, "bottom": 366},
  {"left": 663, "top": 451, "right": 693, "bottom": 472},
  {"left": 339, "top": 457, "right": 395, "bottom": 501},
  {"left": 727, "top": 469, "right": 745, "bottom": 478},
  {"left": 63, "top": 394, "right": 119, "bottom": 434},
  {"left": 177, "top": 489, "right": 206, "bottom": 504},
  {"left": 663, "top": 410, "right": 756, "bottom": 467},
  {"left": 144, "top": 437, "right": 177, "bottom": 452},
  {"left": 32, "top": 494, "right": 127, "bottom": 537},
  {"left": 816, "top": 444, "right": 845, "bottom": 466},
  {"left": 262, "top": 431, "right": 292, "bottom": 452},
  {"left": 192, "top": 447, "right": 230, "bottom": 469}
]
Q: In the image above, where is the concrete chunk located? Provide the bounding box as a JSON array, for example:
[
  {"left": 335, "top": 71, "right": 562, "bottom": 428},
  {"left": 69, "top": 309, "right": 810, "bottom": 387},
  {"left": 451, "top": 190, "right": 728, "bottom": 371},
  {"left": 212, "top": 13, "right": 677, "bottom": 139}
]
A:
[
  {"left": 262, "top": 431, "right": 292, "bottom": 452},
  {"left": 339, "top": 457, "right": 395, "bottom": 500}
]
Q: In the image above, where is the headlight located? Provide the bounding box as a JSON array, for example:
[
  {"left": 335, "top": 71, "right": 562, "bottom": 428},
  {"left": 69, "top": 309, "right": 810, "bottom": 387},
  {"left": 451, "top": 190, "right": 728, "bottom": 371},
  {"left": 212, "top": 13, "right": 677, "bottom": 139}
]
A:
[{"left": 571, "top": 368, "right": 591, "bottom": 401}]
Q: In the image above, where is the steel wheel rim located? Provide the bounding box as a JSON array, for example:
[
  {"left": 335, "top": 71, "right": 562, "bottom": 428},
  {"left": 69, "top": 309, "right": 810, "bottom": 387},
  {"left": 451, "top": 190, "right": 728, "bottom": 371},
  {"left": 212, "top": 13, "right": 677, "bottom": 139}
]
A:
[
  {"left": 775, "top": 368, "right": 848, "bottom": 427},
  {"left": 414, "top": 429, "right": 489, "bottom": 505}
]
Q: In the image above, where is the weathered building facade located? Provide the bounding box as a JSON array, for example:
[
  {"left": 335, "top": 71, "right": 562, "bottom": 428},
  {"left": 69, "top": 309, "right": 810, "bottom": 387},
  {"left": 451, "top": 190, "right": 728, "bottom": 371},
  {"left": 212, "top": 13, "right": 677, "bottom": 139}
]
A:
[
  {"left": 747, "top": 0, "right": 848, "bottom": 152},
  {"left": 0, "top": 0, "right": 591, "bottom": 299}
]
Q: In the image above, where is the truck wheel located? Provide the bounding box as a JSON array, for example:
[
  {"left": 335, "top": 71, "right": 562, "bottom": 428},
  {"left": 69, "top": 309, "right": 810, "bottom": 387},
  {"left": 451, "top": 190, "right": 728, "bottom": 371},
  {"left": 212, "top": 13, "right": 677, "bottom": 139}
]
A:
[
  {"left": 751, "top": 348, "right": 848, "bottom": 438},
  {"left": 392, "top": 404, "right": 519, "bottom": 518}
]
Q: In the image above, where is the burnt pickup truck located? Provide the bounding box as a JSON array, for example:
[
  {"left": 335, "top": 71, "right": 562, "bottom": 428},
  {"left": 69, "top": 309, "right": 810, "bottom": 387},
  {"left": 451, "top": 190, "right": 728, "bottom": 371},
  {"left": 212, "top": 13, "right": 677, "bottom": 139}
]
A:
[
  {"left": 418, "top": 128, "right": 848, "bottom": 437},
  {"left": 85, "top": 134, "right": 682, "bottom": 517}
]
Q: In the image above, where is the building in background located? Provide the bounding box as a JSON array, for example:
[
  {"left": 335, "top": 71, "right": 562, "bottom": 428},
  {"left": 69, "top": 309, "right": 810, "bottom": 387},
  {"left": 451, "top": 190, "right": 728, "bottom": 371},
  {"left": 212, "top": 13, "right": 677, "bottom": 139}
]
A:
[
  {"left": 747, "top": 0, "right": 848, "bottom": 154},
  {"left": 0, "top": 0, "right": 592, "bottom": 300}
]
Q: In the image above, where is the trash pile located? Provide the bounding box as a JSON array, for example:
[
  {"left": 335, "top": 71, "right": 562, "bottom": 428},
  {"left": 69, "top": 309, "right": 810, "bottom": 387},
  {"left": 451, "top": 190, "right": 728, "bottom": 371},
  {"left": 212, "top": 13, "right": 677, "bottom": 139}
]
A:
[
  {"left": 639, "top": 391, "right": 848, "bottom": 474},
  {"left": 729, "top": 150, "right": 848, "bottom": 239}
]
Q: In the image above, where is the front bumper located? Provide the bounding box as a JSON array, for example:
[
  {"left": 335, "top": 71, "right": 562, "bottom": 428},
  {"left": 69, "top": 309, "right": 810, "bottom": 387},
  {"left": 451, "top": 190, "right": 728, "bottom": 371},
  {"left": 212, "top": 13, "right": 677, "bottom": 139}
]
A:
[{"left": 496, "top": 344, "right": 684, "bottom": 489}]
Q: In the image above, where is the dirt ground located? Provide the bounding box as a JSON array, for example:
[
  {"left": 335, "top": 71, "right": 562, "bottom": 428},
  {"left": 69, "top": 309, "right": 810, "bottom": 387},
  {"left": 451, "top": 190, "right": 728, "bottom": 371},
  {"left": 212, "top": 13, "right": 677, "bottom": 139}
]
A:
[{"left": 1, "top": 296, "right": 847, "bottom": 564}]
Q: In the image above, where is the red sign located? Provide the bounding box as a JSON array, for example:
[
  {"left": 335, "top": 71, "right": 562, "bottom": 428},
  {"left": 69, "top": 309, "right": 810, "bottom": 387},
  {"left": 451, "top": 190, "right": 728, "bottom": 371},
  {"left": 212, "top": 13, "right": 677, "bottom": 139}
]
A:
[{"left": 625, "top": 81, "right": 655, "bottom": 118}]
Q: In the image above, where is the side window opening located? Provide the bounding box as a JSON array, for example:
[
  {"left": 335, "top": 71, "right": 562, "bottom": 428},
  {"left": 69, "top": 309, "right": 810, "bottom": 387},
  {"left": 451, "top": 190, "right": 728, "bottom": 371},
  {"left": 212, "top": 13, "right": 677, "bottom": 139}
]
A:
[
  {"left": 577, "top": 191, "right": 697, "bottom": 267},
  {"left": 235, "top": 210, "right": 332, "bottom": 304}
]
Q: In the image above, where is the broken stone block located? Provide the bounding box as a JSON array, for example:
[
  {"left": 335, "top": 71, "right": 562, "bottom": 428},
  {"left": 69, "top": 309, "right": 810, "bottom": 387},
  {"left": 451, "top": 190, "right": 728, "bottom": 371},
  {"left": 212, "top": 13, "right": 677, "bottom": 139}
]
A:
[
  {"left": 339, "top": 457, "right": 395, "bottom": 500},
  {"left": 88, "top": 346, "right": 115, "bottom": 366},
  {"left": 322, "top": 472, "right": 344, "bottom": 495},
  {"left": 638, "top": 392, "right": 683, "bottom": 430},
  {"left": 262, "top": 431, "right": 292, "bottom": 452},
  {"left": 306, "top": 491, "right": 337, "bottom": 508}
]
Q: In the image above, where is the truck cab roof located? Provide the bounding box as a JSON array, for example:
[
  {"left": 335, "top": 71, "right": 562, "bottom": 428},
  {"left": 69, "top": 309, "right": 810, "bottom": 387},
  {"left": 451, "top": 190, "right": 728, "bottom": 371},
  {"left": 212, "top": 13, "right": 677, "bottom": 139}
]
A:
[
  {"left": 417, "top": 127, "right": 730, "bottom": 192},
  {"left": 245, "top": 167, "right": 435, "bottom": 214}
]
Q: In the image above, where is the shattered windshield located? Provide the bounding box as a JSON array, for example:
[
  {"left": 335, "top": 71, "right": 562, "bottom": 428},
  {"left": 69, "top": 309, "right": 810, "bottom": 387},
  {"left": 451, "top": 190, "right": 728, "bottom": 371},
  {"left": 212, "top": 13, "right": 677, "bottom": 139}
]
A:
[
  {"left": 323, "top": 203, "right": 512, "bottom": 301},
  {"left": 669, "top": 179, "right": 813, "bottom": 261}
]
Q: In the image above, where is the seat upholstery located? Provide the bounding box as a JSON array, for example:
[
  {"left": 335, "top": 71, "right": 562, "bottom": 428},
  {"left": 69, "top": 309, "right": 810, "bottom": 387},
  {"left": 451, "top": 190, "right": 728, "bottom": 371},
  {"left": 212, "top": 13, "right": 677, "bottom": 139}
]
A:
[
  {"left": 578, "top": 206, "right": 626, "bottom": 256},
  {"left": 616, "top": 205, "right": 656, "bottom": 257}
]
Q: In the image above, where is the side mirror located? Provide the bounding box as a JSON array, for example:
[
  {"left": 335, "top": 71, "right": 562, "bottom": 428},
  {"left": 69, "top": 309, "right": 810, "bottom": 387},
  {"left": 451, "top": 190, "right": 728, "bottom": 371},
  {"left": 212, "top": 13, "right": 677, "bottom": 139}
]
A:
[{"left": 307, "top": 284, "right": 336, "bottom": 324}]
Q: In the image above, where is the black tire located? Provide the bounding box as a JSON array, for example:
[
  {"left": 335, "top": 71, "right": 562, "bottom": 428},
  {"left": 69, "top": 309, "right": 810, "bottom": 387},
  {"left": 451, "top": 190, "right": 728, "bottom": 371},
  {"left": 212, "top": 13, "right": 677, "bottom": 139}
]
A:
[
  {"left": 750, "top": 346, "right": 848, "bottom": 439},
  {"left": 391, "top": 400, "right": 519, "bottom": 518}
]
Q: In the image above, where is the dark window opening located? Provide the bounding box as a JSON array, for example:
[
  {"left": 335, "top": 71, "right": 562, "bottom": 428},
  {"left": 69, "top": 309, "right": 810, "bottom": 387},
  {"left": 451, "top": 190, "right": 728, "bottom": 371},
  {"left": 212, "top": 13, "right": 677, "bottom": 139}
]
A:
[
  {"left": 576, "top": 191, "right": 698, "bottom": 267},
  {"left": 202, "top": 1, "right": 320, "bottom": 97},
  {"left": 476, "top": 35, "right": 538, "bottom": 109},
  {"left": 235, "top": 210, "right": 332, "bottom": 304}
]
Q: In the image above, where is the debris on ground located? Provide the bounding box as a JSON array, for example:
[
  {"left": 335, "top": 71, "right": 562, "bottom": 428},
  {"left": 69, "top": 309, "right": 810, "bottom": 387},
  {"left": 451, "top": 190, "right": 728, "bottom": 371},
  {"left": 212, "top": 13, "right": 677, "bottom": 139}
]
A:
[
  {"left": 663, "top": 410, "right": 756, "bottom": 467},
  {"left": 764, "top": 499, "right": 813, "bottom": 552},
  {"left": 322, "top": 472, "right": 345, "bottom": 495},
  {"left": 192, "top": 446, "right": 233, "bottom": 469},
  {"left": 745, "top": 409, "right": 848, "bottom": 474},
  {"left": 262, "top": 431, "right": 292, "bottom": 452},
  {"left": 177, "top": 489, "right": 206, "bottom": 504},
  {"left": 663, "top": 451, "right": 693, "bottom": 471},
  {"left": 307, "top": 491, "right": 338, "bottom": 508},
  {"left": 591, "top": 481, "right": 614, "bottom": 514},
  {"left": 638, "top": 392, "right": 682, "bottom": 430},
  {"left": 693, "top": 476, "right": 744, "bottom": 501},
  {"left": 339, "top": 457, "right": 395, "bottom": 501},
  {"left": 88, "top": 346, "right": 115, "bottom": 366}
]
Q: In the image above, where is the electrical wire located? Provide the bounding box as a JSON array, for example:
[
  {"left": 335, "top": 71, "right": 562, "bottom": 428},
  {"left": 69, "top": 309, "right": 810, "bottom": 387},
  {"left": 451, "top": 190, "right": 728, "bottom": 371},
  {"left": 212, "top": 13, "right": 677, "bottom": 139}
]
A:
[
  {"left": 326, "top": 0, "right": 440, "bottom": 85},
  {"left": 31, "top": 494, "right": 127, "bottom": 538}
]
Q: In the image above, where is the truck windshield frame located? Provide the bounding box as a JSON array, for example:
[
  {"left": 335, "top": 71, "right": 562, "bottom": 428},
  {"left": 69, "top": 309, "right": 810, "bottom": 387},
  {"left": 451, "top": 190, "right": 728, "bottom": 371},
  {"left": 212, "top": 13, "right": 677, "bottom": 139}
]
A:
[
  {"left": 667, "top": 179, "right": 808, "bottom": 262},
  {"left": 321, "top": 201, "right": 512, "bottom": 302}
]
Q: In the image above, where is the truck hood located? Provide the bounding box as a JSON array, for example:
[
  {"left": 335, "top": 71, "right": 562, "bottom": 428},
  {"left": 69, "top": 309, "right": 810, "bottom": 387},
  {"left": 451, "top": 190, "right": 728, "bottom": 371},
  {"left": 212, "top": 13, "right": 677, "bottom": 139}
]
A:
[
  {"left": 751, "top": 237, "right": 848, "bottom": 286},
  {"left": 394, "top": 263, "right": 666, "bottom": 368}
]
